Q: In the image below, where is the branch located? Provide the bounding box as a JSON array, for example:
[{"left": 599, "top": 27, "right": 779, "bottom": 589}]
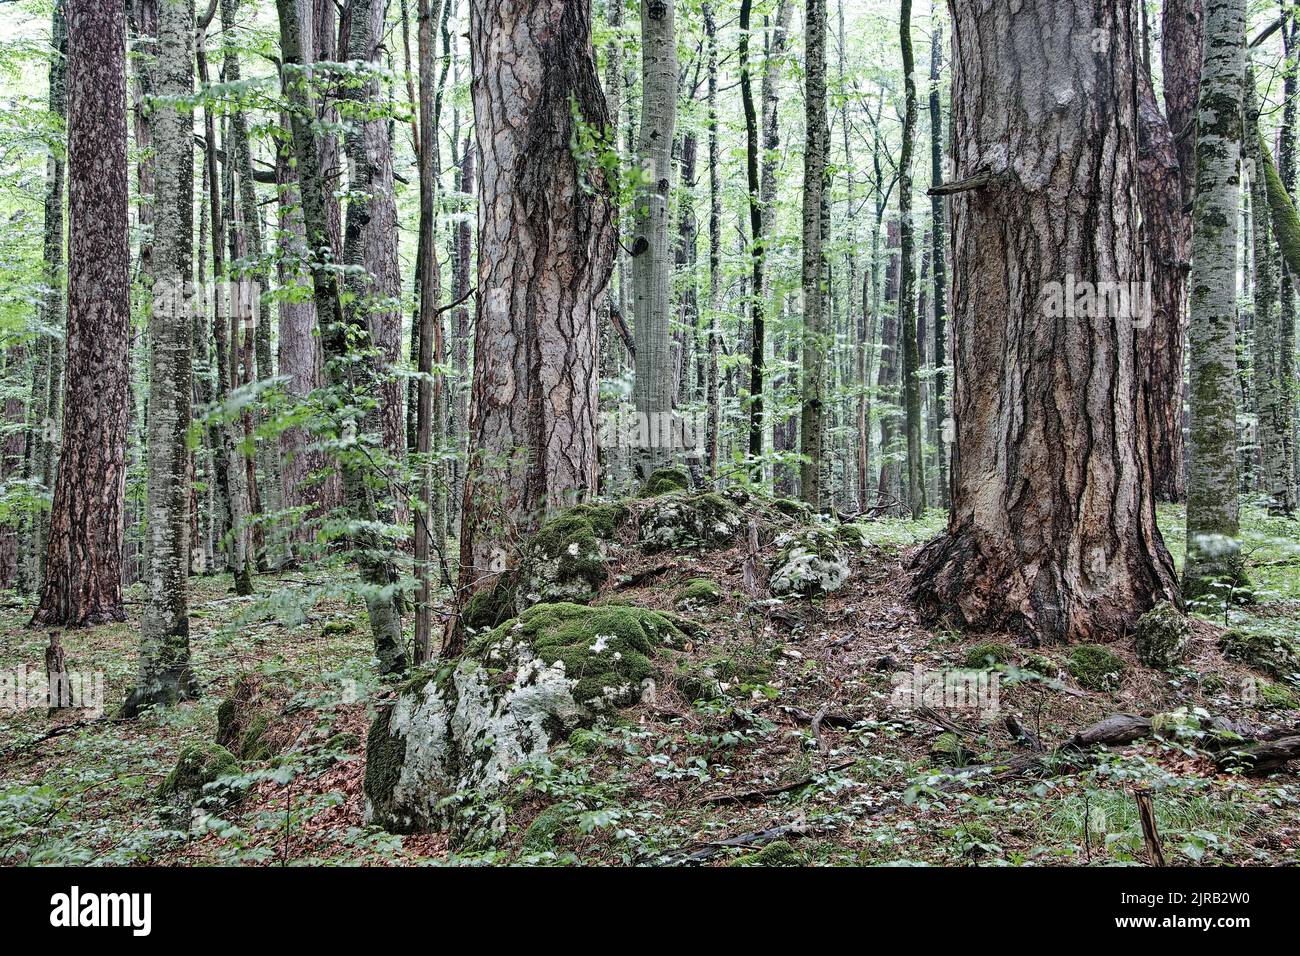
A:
[{"left": 927, "top": 170, "right": 1000, "bottom": 196}]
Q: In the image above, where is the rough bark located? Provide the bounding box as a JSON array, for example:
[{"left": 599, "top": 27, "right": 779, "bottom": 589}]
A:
[
  {"left": 911, "top": 0, "right": 1180, "bottom": 643},
  {"left": 898, "top": 0, "right": 923, "bottom": 518},
  {"left": 32, "top": 0, "right": 131, "bottom": 629},
  {"left": 799, "top": 0, "right": 828, "bottom": 507},
  {"left": 1184, "top": 0, "right": 1246, "bottom": 600},
  {"left": 929, "top": 15, "right": 948, "bottom": 511},
  {"left": 457, "top": 0, "right": 616, "bottom": 627}
]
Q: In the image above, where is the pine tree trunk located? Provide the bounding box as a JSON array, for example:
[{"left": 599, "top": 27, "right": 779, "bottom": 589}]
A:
[
  {"left": 912, "top": 0, "right": 1180, "bottom": 643},
  {"left": 799, "top": 0, "right": 827, "bottom": 507},
  {"left": 456, "top": 0, "right": 616, "bottom": 634},
  {"left": 1185, "top": 0, "right": 1246, "bottom": 600},
  {"left": 127, "top": 0, "right": 197, "bottom": 713},
  {"left": 631, "top": 0, "right": 676, "bottom": 475},
  {"left": 32, "top": 0, "right": 131, "bottom": 629}
]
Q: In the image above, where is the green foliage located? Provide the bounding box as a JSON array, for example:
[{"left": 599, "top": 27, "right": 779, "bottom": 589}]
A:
[
  {"left": 963, "top": 642, "right": 1013, "bottom": 669},
  {"left": 1067, "top": 645, "right": 1127, "bottom": 691}
]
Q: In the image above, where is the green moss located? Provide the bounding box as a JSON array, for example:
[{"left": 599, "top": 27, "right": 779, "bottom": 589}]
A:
[
  {"left": 1220, "top": 628, "right": 1300, "bottom": 679},
  {"left": 1067, "top": 645, "right": 1127, "bottom": 691},
  {"left": 729, "top": 839, "right": 801, "bottom": 867},
  {"left": 676, "top": 577, "right": 723, "bottom": 608},
  {"left": 237, "top": 713, "right": 272, "bottom": 761},
  {"left": 363, "top": 706, "right": 405, "bottom": 808},
  {"left": 836, "top": 522, "right": 871, "bottom": 548},
  {"left": 1023, "top": 653, "right": 1057, "bottom": 677},
  {"left": 522, "top": 804, "right": 571, "bottom": 850},
  {"left": 471, "top": 602, "right": 692, "bottom": 710},
  {"left": 639, "top": 491, "right": 744, "bottom": 553},
  {"left": 1258, "top": 681, "right": 1298, "bottom": 710},
  {"left": 772, "top": 497, "right": 814, "bottom": 521},
  {"left": 324, "top": 731, "right": 360, "bottom": 752},
  {"left": 215, "top": 673, "right": 284, "bottom": 761},
  {"left": 641, "top": 467, "right": 691, "bottom": 497},
  {"left": 1135, "top": 601, "right": 1191, "bottom": 669},
  {"left": 321, "top": 619, "right": 356, "bottom": 637},
  {"left": 964, "top": 642, "right": 1013, "bottom": 669},
  {"left": 521, "top": 511, "right": 610, "bottom": 604},
  {"left": 1261, "top": 133, "right": 1300, "bottom": 275},
  {"left": 567, "top": 502, "right": 629, "bottom": 538},
  {"left": 462, "top": 578, "right": 517, "bottom": 631},
  {"left": 157, "top": 743, "right": 240, "bottom": 803}
]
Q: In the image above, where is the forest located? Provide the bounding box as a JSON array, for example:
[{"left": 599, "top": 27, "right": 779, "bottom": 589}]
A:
[{"left": 0, "top": 0, "right": 1297, "bottom": 874}]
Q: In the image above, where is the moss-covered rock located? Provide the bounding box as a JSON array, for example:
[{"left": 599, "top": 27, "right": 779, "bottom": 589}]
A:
[
  {"left": 728, "top": 839, "right": 801, "bottom": 867},
  {"left": 1067, "top": 645, "right": 1127, "bottom": 691},
  {"left": 836, "top": 522, "right": 873, "bottom": 549},
  {"left": 157, "top": 742, "right": 241, "bottom": 808},
  {"left": 216, "top": 673, "right": 294, "bottom": 761},
  {"left": 365, "top": 602, "right": 694, "bottom": 841},
  {"left": 768, "top": 526, "right": 851, "bottom": 597},
  {"left": 676, "top": 577, "right": 723, "bottom": 608},
  {"left": 963, "top": 642, "right": 1014, "bottom": 669},
  {"left": 1258, "top": 681, "right": 1298, "bottom": 710},
  {"left": 772, "top": 497, "right": 814, "bottom": 521},
  {"left": 641, "top": 467, "right": 691, "bottom": 497},
  {"left": 1219, "top": 628, "right": 1300, "bottom": 679},
  {"left": 461, "top": 578, "right": 518, "bottom": 632},
  {"left": 1134, "top": 601, "right": 1191, "bottom": 669},
  {"left": 517, "top": 510, "right": 613, "bottom": 606},
  {"left": 639, "top": 491, "right": 744, "bottom": 553}
]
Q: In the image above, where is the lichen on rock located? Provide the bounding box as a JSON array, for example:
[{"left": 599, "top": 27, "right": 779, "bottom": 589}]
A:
[
  {"left": 216, "top": 672, "right": 296, "bottom": 760},
  {"left": 364, "top": 602, "right": 696, "bottom": 841},
  {"left": 768, "top": 525, "right": 851, "bottom": 596},
  {"left": 1219, "top": 628, "right": 1300, "bottom": 679},
  {"left": 1134, "top": 601, "right": 1191, "bottom": 669},
  {"left": 638, "top": 491, "right": 744, "bottom": 553}
]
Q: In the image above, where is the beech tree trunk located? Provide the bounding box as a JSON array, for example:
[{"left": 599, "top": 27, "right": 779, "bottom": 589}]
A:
[
  {"left": 929, "top": 14, "right": 949, "bottom": 511},
  {"left": 457, "top": 0, "right": 616, "bottom": 626},
  {"left": 703, "top": 2, "right": 722, "bottom": 478},
  {"left": 631, "top": 0, "right": 677, "bottom": 475},
  {"left": 912, "top": 0, "right": 1180, "bottom": 643},
  {"left": 898, "top": 0, "right": 923, "bottom": 519},
  {"left": 128, "top": 0, "right": 197, "bottom": 713},
  {"left": 32, "top": 0, "right": 131, "bottom": 629},
  {"left": 1184, "top": 0, "right": 1246, "bottom": 599}
]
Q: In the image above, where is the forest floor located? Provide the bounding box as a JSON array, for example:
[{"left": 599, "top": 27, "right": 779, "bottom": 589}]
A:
[{"left": 2, "top": 504, "right": 1299, "bottom": 866}]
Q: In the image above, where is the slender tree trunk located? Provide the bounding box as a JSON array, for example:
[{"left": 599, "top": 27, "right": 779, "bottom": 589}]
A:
[
  {"left": 32, "top": 0, "right": 131, "bottom": 629},
  {"left": 703, "top": 2, "right": 722, "bottom": 479},
  {"left": 1185, "top": 0, "right": 1246, "bottom": 600},
  {"left": 912, "top": 0, "right": 1180, "bottom": 643},
  {"left": 1281, "top": 4, "right": 1300, "bottom": 509},
  {"left": 929, "top": 12, "right": 949, "bottom": 511},
  {"left": 127, "top": 0, "right": 197, "bottom": 713},
  {"left": 799, "top": 0, "right": 827, "bottom": 507},
  {"left": 276, "top": 0, "right": 408, "bottom": 675},
  {"left": 456, "top": 0, "right": 616, "bottom": 645},
  {"left": 631, "top": 0, "right": 676, "bottom": 475},
  {"left": 739, "top": 0, "right": 763, "bottom": 470},
  {"left": 899, "top": 0, "right": 923, "bottom": 518}
]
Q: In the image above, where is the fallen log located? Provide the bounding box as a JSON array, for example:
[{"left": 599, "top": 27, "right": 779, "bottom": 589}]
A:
[{"left": 1215, "top": 736, "right": 1300, "bottom": 775}]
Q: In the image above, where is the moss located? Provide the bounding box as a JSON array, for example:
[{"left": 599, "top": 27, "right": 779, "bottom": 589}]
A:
[
  {"left": 641, "top": 467, "right": 691, "bottom": 497},
  {"left": 639, "top": 491, "right": 744, "bottom": 553},
  {"left": 1067, "top": 645, "right": 1127, "bottom": 691},
  {"left": 1261, "top": 133, "right": 1300, "bottom": 275},
  {"left": 772, "top": 497, "right": 814, "bottom": 521},
  {"left": 768, "top": 526, "right": 851, "bottom": 596},
  {"left": 157, "top": 743, "right": 240, "bottom": 804},
  {"left": 237, "top": 713, "right": 272, "bottom": 761},
  {"left": 676, "top": 577, "right": 723, "bottom": 608},
  {"left": 471, "top": 602, "right": 692, "bottom": 710},
  {"left": 1219, "top": 628, "right": 1300, "bottom": 679},
  {"left": 567, "top": 502, "right": 629, "bottom": 538},
  {"left": 1023, "top": 653, "right": 1057, "bottom": 677},
  {"left": 1258, "top": 681, "right": 1298, "bottom": 710},
  {"left": 522, "top": 804, "right": 571, "bottom": 850},
  {"left": 520, "top": 511, "right": 611, "bottom": 605},
  {"left": 728, "top": 839, "right": 800, "bottom": 867},
  {"left": 1135, "top": 601, "right": 1191, "bottom": 669},
  {"left": 836, "top": 522, "right": 872, "bottom": 548},
  {"left": 215, "top": 673, "right": 287, "bottom": 761},
  {"left": 323, "top": 731, "right": 361, "bottom": 752},
  {"left": 964, "top": 642, "right": 1013, "bottom": 669},
  {"left": 461, "top": 578, "right": 517, "bottom": 632},
  {"left": 363, "top": 706, "right": 405, "bottom": 808},
  {"left": 321, "top": 619, "right": 356, "bottom": 637}
]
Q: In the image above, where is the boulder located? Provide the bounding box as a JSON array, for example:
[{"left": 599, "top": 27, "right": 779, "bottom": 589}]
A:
[
  {"left": 638, "top": 491, "right": 744, "bottom": 553},
  {"left": 1219, "top": 628, "right": 1300, "bottom": 680},
  {"left": 156, "top": 743, "right": 241, "bottom": 810},
  {"left": 640, "top": 467, "right": 691, "bottom": 497},
  {"left": 1134, "top": 601, "right": 1191, "bottom": 669},
  {"left": 1067, "top": 644, "right": 1127, "bottom": 691},
  {"left": 364, "top": 602, "right": 696, "bottom": 841},
  {"left": 768, "top": 526, "right": 851, "bottom": 596}
]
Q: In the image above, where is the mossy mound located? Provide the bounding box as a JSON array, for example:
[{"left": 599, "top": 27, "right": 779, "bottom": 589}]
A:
[
  {"left": 471, "top": 602, "right": 692, "bottom": 710},
  {"left": 1258, "top": 681, "right": 1298, "bottom": 710},
  {"left": 772, "top": 497, "right": 814, "bottom": 521},
  {"left": 1219, "top": 628, "right": 1300, "bottom": 679},
  {"left": 216, "top": 673, "right": 295, "bottom": 761},
  {"left": 728, "top": 839, "right": 801, "bottom": 867},
  {"left": 964, "top": 642, "right": 1013, "bottom": 669},
  {"left": 768, "top": 526, "right": 851, "bottom": 596},
  {"left": 676, "top": 577, "right": 723, "bottom": 608},
  {"left": 518, "top": 510, "right": 616, "bottom": 606},
  {"left": 1067, "top": 644, "right": 1127, "bottom": 691},
  {"left": 641, "top": 467, "right": 691, "bottom": 497},
  {"left": 639, "top": 491, "right": 744, "bottom": 553},
  {"left": 461, "top": 577, "right": 517, "bottom": 632},
  {"left": 157, "top": 743, "right": 241, "bottom": 808},
  {"left": 836, "top": 522, "right": 873, "bottom": 549},
  {"left": 1134, "top": 601, "right": 1191, "bottom": 669}
]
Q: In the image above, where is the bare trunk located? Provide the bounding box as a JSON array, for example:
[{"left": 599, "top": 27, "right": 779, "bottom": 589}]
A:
[{"left": 799, "top": 0, "right": 827, "bottom": 507}]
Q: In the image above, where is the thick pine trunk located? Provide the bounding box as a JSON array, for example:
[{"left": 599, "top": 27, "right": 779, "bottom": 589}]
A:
[
  {"left": 912, "top": 0, "right": 1180, "bottom": 643},
  {"left": 457, "top": 0, "right": 616, "bottom": 623},
  {"left": 1184, "top": 0, "right": 1246, "bottom": 599},
  {"left": 32, "top": 0, "right": 131, "bottom": 629}
]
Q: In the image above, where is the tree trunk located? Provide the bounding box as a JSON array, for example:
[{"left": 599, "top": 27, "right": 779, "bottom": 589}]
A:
[
  {"left": 929, "top": 13, "right": 949, "bottom": 511},
  {"left": 1184, "top": 0, "right": 1246, "bottom": 601},
  {"left": 276, "top": 0, "right": 408, "bottom": 675},
  {"left": 703, "top": 2, "right": 722, "bottom": 479},
  {"left": 456, "top": 0, "right": 616, "bottom": 637},
  {"left": 899, "top": 0, "right": 923, "bottom": 519},
  {"left": 799, "top": 0, "right": 828, "bottom": 507},
  {"left": 32, "top": 0, "right": 131, "bottom": 629},
  {"left": 631, "top": 0, "right": 676, "bottom": 475},
  {"left": 127, "top": 0, "right": 197, "bottom": 713},
  {"left": 1281, "top": 6, "right": 1300, "bottom": 510},
  {"left": 911, "top": 0, "right": 1180, "bottom": 643}
]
